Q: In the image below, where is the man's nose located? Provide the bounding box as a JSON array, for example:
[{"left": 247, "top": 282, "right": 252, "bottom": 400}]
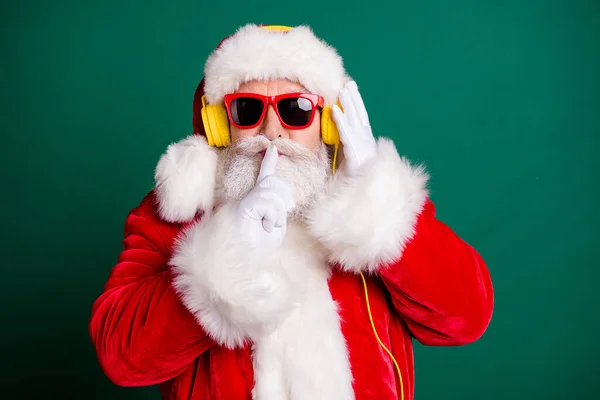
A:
[{"left": 261, "top": 105, "right": 289, "bottom": 141}]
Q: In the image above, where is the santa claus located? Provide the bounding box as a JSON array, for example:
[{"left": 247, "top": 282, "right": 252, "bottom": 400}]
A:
[{"left": 89, "top": 24, "right": 494, "bottom": 400}]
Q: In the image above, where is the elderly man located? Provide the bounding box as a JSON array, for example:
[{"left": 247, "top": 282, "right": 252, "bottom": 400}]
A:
[{"left": 89, "top": 24, "right": 494, "bottom": 400}]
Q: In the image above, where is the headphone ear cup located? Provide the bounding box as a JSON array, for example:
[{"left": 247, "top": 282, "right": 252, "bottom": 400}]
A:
[
  {"left": 201, "top": 95, "right": 231, "bottom": 147},
  {"left": 212, "top": 105, "right": 231, "bottom": 147},
  {"left": 201, "top": 106, "right": 216, "bottom": 147},
  {"left": 321, "top": 106, "right": 341, "bottom": 146}
]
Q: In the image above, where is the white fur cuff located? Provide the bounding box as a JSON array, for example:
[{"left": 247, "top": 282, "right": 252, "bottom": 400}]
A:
[
  {"left": 170, "top": 203, "right": 298, "bottom": 349},
  {"left": 154, "top": 134, "right": 218, "bottom": 223},
  {"left": 307, "top": 137, "right": 429, "bottom": 274}
]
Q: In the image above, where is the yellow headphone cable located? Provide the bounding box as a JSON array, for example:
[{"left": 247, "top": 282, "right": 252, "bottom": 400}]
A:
[{"left": 359, "top": 271, "right": 405, "bottom": 400}]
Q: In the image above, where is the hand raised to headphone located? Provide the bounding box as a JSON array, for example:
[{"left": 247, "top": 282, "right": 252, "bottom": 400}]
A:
[
  {"left": 332, "top": 81, "right": 378, "bottom": 175},
  {"left": 237, "top": 144, "right": 294, "bottom": 252}
]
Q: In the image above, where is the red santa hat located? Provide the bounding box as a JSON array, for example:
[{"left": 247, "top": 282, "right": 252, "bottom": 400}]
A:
[{"left": 192, "top": 23, "right": 351, "bottom": 136}]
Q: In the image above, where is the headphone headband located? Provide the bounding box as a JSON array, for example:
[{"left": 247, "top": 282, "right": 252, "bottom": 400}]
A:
[{"left": 259, "top": 25, "right": 292, "bottom": 32}]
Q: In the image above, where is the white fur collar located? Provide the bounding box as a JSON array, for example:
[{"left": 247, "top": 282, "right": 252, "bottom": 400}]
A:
[{"left": 154, "top": 135, "right": 429, "bottom": 272}]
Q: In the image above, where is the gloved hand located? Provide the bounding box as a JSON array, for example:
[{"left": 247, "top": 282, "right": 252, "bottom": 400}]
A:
[
  {"left": 237, "top": 144, "right": 294, "bottom": 253},
  {"left": 332, "top": 80, "right": 378, "bottom": 174}
]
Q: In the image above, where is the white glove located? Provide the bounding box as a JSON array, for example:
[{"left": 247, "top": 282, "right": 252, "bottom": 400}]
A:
[
  {"left": 332, "top": 81, "right": 378, "bottom": 174},
  {"left": 236, "top": 144, "right": 294, "bottom": 253}
]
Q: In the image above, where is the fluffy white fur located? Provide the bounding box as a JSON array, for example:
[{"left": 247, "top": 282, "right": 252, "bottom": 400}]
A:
[
  {"left": 170, "top": 204, "right": 353, "bottom": 399},
  {"left": 170, "top": 202, "right": 297, "bottom": 348},
  {"left": 204, "top": 24, "right": 350, "bottom": 106},
  {"left": 154, "top": 135, "right": 218, "bottom": 223},
  {"left": 307, "top": 137, "right": 430, "bottom": 274}
]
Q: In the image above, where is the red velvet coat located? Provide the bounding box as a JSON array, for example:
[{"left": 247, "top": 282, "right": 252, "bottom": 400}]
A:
[{"left": 89, "top": 135, "right": 494, "bottom": 400}]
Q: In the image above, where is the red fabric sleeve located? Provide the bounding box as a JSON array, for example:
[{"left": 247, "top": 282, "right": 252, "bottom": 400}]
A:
[
  {"left": 89, "top": 192, "right": 214, "bottom": 386},
  {"left": 379, "top": 199, "right": 494, "bottom": 346}
]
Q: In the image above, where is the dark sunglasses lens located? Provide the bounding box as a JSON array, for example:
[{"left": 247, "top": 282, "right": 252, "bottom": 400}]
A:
[
  {"left": 230, "top": 98, "right": 264, "bottom": 126},
  {"left": 277, "top": 97, "right": 314, "bottom": 127}
]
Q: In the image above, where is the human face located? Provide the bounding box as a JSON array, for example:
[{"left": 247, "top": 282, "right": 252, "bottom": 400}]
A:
[{"left": 229, "top": 79, "right": 323, "bottom": 151}]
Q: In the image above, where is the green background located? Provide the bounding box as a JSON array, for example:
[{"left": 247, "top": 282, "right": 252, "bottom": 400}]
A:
[{"left": 2, "top": 0, "right": 599, "bottom": 398}]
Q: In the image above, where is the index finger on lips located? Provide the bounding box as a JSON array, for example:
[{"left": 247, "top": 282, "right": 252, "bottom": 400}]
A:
[{"left": 257, "top": 144, "right": 278, "bottom": 183}]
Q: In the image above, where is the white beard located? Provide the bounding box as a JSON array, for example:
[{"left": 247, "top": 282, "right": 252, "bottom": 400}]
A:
[{"left": 215, "top": 135, "right": 331, "bottom": 222}]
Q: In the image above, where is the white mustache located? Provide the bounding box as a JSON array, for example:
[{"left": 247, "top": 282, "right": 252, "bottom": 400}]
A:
[{"left": 232, "top": 135, "right": 317, "bottom": 163}]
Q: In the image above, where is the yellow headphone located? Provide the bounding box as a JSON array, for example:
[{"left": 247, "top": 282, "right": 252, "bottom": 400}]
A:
[{"left": 200, "top": 24, "right": 404, "bottom": 399}]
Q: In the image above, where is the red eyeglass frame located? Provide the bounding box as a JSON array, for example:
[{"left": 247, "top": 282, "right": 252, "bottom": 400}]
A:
[{"left": 223, "top": 92, "right": 325, "bottom": 130}]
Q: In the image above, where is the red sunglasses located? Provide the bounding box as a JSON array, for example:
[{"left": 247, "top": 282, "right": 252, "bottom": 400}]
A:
[{"left": 223, "top": 92, "right": 325, "bottom": 130}]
